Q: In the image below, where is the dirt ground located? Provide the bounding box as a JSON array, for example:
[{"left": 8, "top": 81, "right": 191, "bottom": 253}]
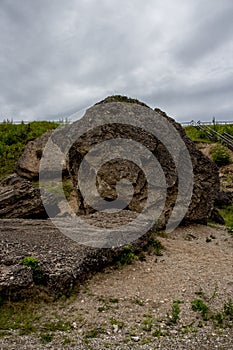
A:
[{"left": 1, "top": 223, "right": 233, "bottom": 349}]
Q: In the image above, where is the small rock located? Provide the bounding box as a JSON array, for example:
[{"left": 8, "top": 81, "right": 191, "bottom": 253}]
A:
[
  {"left": 131, "top": 336, "right": 140, "bottom": 342},
  {"left": 206, "top": 237, "right": 212, "bottom": 243},
  {"left": 113, "top": 324, "right": 118, "bottom": 333}
]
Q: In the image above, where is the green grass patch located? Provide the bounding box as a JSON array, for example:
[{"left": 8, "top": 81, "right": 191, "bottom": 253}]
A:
[
  {"left": 184, "top": 126, "right": 211, "bottom": 143},
  {"left": 166, "top": 300, "right": 182, "bottom": 325},
  {"left": 42, "top": 319, "right": 71, "bottom": 332},
  {"left": 85, "top": 327, "right": 106, "bottom": 338},
  {"left": 0, "top": 121, "right": 59, "bottom": 180},
  {"left": 40, "top": 333, "right": 53, "bottom": 343},
  {"left": 20, "top": 256, "right": 44, "bottom": 284},
  {"left": 191, "top": 299, "right": 210, "bottom": 321},
  {"left": 218, "top": 205, "right": 233, "bottom": 230},
  {"left": 146, "top": 233, "right": 165, "bottom": 256},
  {"left": 0, "top": 301, "right": 41, "bottom": 335},
  {"left": 115, "top": 244, "right": 137, "bottom": 268},
  {"left": 210, "top": 144, "right": 232, "bottom": 166},
  {"left": 184, "top": 124, "right": 233, "bottom": 143}
]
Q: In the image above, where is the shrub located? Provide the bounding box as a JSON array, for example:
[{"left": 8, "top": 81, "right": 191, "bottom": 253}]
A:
[
  {"left": 210, "top": 144, "right": 232, "bottom": 166},
  {"left": 167, "top": 300, "right": 181, "bottom": 324},
  {"left": 116, "top": 244, "right": 136, "bottom": 268},
  {"left": 20, "top": 256, "right": 43, "bottom": 284},
  {"left": 191, "top": 299, "right": 210, "bottom": 320},
  {"left": 224, "top": 299, "right": 233, "bottom": 320},
  {"left": 147, "top": 234, "right": 164, "bottom": 256}
]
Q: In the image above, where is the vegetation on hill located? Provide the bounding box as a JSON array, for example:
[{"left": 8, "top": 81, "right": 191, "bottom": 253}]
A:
[
  {"left": 96, "top": 95, "right": 149, "bottom": 108},
  {"left": 0, "top": 121, "right": 59, "bottom": 179},
  {"left": 210, "top": 144, "right": 232, "bottom": 167},
  {"left": 1, "top": 118, "right": 232, "bottom": 181},
  {"left": 184, "top": 124, "right": 233, "bottom": 143}
]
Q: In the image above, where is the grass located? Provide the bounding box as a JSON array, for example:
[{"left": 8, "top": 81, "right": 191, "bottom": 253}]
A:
[
  {"left": 142, "top": 313, "right": 153, "bottom": 332},
  {"left": 0, "top": 291, "right": 232, "bottom": 344},
  {"left": 210, "top": 144, "right": 232, "bottom": 166},
  {"left": 110, "top": 318, "right": 125, "bottom": 329},
  {"left": 191, "top": 293, "right": 233, "bottom": 327},
  {"left": 0, "top": 301, "right": 41, "bottom": 335},
  {"left": 166, "top": 300, "right": 182, "bottom": 325},
  {"left": 184, "top": 124, "right": 233, "bottom": 143},
  {"left": 115, "top": 236, "right": 165, "bottom": 269},
  {"left": 219, "top": 205, "right": 233, "bottom": 230},
  {"left": 146, "top": 233, "right": 165, "bottom": 256},
  {"left": 96, "top": 95, "right": 149, "bottom": 108},
  {"left": 0, "top": 299, "right": 72, "bottom": 337},
  {"left": 42, "top": 319, "right": 71, "bottom": 332},
  {"left": 36, "top": 177, "right": 74, "bottom": 201},
  {"left": 20, "top": 256, "right": 44, "bottom": 284},
  {"left": 115, "top": 244, "right": 137, "bottom": 268},
  {"left": 191, "top": 299, "right": 210, "bottom": 321},
  {"left": 184, "top": 126, "right": 211, "bottom": 143},
  {"left": 40, "top": 333, "right": 53, "bottom": 343},
  {"left": 85, "top": 327, "right": 106, "bottom": 338},
  {"left": 0, "top": 121, "right": 59, "bottom": 180},
  {"left": 97, "top": 296, "right": 119, "bottom": 312}
]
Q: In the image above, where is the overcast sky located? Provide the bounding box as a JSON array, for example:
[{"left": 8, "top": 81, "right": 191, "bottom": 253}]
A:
[{"left": 0, "top": 0, "right": 233, "bottom": 123}]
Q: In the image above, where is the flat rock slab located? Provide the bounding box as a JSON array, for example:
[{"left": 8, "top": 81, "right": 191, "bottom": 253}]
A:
[
  {"left": 0, "top": 213, "right": 150, "bottom": 299},
  {"left": 0, "top": 174, "right": 60, "bottom": 219}
]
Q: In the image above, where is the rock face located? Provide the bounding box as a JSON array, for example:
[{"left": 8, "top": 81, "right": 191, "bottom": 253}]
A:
[
  {"left": 67, "top": 99, "right": 220, "bottom": 226},
  {"left": 0, "top": 174, "right": 60, "bottom": 219},
  {"left": 16, "top": 130, "right": 68, "bottom": 180},
  {"left": 0, "top": 215, "right": 150, "bottom": 298}
]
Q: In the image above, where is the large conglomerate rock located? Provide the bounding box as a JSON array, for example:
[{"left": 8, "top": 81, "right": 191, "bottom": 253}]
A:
[{"left": 67, "top": 99, "right": 220, "bottom": 227}]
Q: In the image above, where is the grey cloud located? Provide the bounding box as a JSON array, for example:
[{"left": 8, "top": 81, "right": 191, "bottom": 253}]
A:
[
  {"left": 174, "top": 0, "right": 233, "bottom": 65},
  {"left": 0, "top": 0, "right": 232, "bottom": 122}
]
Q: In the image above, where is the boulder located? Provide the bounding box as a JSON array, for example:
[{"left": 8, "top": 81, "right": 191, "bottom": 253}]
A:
[
  {"left": 16, "top": 130, "right": 68, "bottom": 180},
  {"left": 210, "top": 207, "right": 225, "bottom": 225},
  {"left": 215, "top": 190, "right": 233, "bottom": 208},
  {"left": 66, "top": 98, "right": 220, "bottom": 227},
  {"left": 0, "top": 174, "right": 60, "bottom": 219}
]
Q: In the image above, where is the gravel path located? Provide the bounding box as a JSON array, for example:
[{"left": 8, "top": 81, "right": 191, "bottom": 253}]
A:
[{"left": 0, "top": 224, "right": 233, "bottom": 349}]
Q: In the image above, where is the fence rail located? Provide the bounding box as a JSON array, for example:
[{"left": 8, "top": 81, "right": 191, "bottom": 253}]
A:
[
  {"left": 0, "top": 120, "right": 67, "bottom": 124},
  {"left": 191, "top": 120, "right": 233, "bottom": 151},
  {"left": 1, "top": 119, "right": 233, "bottom": 125},
  {"left": 181, "top": 120, "right": 233, "bottom": 126}
]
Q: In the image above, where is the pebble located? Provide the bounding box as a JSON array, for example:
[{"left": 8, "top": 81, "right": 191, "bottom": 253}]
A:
[
  {"left": 113, "top": 324, "right": 118, "bottom": 333},
  {"left": 131, "top": 336, "right": 140, "bottom": 342}
]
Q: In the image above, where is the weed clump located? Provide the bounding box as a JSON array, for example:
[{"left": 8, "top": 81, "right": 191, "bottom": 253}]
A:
[
  {"left": 20, "top": 256, "right": 44, "bottom": 284},
  {"left": 167, "top": 300, "right": 182, "bottom": 325},
  {"left": 147, "top": 234, "right": 164, "bottom": 256},
  {"left": 116, "top": 244, "right": 136, "bottom": 268},
  {"left": 210, "top": 144, "right": 232, "bottom": 167},
  {"left": 191, "top": 299, "right": 210, "bottom": 321}
]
